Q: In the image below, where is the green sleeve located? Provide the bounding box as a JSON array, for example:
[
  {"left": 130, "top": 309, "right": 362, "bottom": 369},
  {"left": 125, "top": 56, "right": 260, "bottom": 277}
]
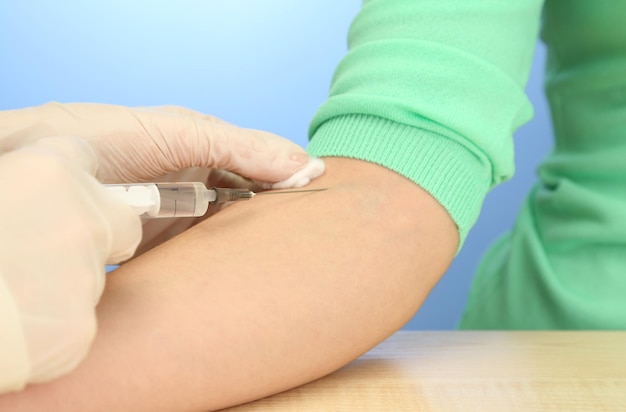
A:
[
  {"left": 307, "top": 0, "right": 543, "bottom": 246},
  {"left": 460, "top": 1, "right": 626, "bottom": 329}
]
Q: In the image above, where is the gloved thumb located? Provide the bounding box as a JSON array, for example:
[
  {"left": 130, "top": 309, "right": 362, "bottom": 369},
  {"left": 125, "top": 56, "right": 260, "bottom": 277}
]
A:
[
  {"left": 22, "top": 136, "right": 141, "bottom": 264},
  {"left": 96, "top": 105, "right": 313, "bottom": 184},
  {"left": 200, "top": 122, "right": 311, "bottom": 184}
]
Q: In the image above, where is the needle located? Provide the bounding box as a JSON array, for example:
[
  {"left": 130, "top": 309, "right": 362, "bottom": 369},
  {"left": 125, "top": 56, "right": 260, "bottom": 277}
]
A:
[{"left": 255, "top": 188, "right": 328, "bottom": 196}]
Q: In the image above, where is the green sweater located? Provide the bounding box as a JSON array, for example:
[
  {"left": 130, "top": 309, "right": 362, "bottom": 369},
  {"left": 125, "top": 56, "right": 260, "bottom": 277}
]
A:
[{"left": 307, "top": 0, "right": 626, "bottom": 329}]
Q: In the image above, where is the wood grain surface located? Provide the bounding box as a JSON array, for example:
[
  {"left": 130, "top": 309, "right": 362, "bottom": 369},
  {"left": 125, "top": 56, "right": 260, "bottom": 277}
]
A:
[{"left": 224, "top": 331, "right": 626, "bottom": 411}]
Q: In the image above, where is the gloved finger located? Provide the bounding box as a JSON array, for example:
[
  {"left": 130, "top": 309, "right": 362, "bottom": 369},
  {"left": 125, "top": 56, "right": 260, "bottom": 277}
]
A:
[
  {"left": 93, "top": 108, "right": 311, "bottom": 183},
  {"left": 138, "top": 107, "right": 315, "bottom": 183},
  {"left": 20, "top": 137, "right": 142, "bottom": 264},
  {"left": 144, "top": 106, "right": 308, "bottom": 182},
  {"left": 91, "top": 185, "right": 142, "bottom": 265},
  {"left": 195, "top": 120, "right": 311, "bottom": 183}
]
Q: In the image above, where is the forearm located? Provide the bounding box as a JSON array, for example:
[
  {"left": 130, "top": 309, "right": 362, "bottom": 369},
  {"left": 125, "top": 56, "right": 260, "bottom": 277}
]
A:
[{"left": 0, "top": 157, "right": 457, "bottom": 411}]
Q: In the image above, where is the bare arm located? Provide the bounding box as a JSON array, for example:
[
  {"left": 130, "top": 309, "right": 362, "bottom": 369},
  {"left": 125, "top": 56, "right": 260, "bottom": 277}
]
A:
[{"left": 0, "top": 157, "right": 457, "bottom": 411}]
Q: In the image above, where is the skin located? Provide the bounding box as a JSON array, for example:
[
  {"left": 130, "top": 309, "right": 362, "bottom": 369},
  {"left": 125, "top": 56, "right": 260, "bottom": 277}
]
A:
[{"left": 0, "top": 157, "right": 458, "bottom": 411}]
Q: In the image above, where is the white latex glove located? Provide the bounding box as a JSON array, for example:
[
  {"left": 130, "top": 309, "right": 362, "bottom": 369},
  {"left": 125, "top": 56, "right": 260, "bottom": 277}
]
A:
[
  {"left": 0, "top": 103, "right": 324, "bottom": 252},
  {"left": 0, "top": 137, "right": 141, "bottom": 393},
  {"left": 0, "top": 102, "right": 312, "bottom": 185}
]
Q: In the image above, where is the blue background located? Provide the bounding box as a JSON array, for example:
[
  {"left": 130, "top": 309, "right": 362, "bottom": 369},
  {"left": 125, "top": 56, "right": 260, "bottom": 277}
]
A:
[{"left": 1, "top": 1, "right": 553, "bottom": 329}]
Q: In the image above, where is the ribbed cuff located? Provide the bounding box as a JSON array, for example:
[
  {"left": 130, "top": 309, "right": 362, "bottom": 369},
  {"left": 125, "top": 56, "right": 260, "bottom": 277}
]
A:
[{"left": 307, "top": 114, "right": 491, "bottom": 248}]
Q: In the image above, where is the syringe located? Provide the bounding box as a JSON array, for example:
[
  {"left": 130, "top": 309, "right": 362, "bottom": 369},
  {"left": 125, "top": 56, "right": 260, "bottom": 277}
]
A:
[{"left": 105, "top": 182, "right": 325, "bottom": 218}]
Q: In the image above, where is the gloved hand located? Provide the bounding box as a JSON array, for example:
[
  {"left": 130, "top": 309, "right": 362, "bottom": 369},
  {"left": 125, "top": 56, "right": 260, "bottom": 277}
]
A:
[
  {"left": 0, "top": 102, "right": 324, "bottom": 253},
  {"left": 0, "top": 102, "right": 312, "bottom": 185},
  {"left": 0, "top": 137, "right": 141, "bottom": 393}
]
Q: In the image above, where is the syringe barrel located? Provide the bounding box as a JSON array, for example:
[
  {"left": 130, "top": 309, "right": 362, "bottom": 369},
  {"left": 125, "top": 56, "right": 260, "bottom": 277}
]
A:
[
  {"left": 105, "top": 182, "right": 210, "bottom": 218},
  {"left": 153, "top": 182, "right": 210, "bottom": 217}
]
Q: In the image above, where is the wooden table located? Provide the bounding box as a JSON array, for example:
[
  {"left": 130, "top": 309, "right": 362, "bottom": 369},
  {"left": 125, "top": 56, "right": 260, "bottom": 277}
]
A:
[{"left": 224, "top": 331, "right": 626, "bottom": 411}]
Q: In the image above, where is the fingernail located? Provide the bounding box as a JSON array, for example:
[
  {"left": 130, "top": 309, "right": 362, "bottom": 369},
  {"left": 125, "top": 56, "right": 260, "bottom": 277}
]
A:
[{"left": 290, "top": 151, "right": 309, "bottom": 166}]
